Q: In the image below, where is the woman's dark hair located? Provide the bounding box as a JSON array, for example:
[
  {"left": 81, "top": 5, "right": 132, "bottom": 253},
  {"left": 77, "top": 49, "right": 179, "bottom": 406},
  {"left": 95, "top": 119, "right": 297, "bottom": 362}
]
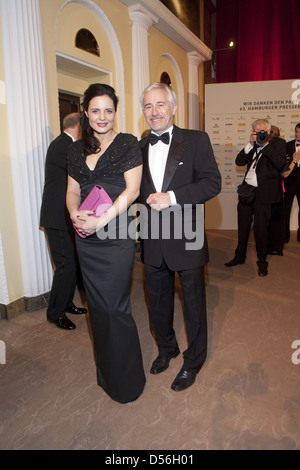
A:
[{"left": 80, "top": 83, "right": 119, "bottom": 156}]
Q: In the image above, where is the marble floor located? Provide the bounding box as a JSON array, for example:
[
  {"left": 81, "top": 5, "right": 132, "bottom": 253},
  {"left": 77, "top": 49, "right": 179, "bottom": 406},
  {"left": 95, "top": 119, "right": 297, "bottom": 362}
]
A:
[{"left": 0, "top": 230, "right": 299, "bottom": 450}]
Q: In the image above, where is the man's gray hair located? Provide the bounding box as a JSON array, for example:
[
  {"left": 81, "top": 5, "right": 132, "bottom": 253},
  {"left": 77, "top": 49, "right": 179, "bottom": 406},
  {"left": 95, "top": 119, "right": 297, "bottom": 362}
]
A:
[
  {"left": 252, "top": 118, "right": 271, "bottom": 131},
  {"left": 140, "top": 82, "right": 177, "bottom": 109}
]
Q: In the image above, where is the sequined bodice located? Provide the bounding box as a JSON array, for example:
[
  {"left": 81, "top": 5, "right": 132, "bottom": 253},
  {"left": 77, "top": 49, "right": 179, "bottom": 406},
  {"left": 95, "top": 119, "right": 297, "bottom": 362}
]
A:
[{"left": 68, "top": 133, "right": 142, "bottom": 203}]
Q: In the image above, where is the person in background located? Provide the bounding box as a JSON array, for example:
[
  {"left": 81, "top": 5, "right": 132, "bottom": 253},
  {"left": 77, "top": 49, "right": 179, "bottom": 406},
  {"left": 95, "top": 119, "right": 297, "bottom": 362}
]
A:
[
  {"left": 40, "top": 113, "right": 87, "bottom": 331},
  {"left": 225, "top": 119, "right": 286, "bottom": 277},
  {"left": 267, "top": 126, "right": 287, "bottom": 256},
  {"left": 284, "top": 123, "right": 300, "bottom": 243}
]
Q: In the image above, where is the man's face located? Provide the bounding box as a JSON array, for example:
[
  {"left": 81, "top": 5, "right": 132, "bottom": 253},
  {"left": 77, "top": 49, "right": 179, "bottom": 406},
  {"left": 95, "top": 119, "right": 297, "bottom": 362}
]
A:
[
  {"left": 295, "top": 126, "right": 300, "bottom": 142},
  {"left": 252, "top": 123, "right": 269, "bottom": 146},
  {"left": 142, "top": 88, "right": 177, "bottom": 135}
]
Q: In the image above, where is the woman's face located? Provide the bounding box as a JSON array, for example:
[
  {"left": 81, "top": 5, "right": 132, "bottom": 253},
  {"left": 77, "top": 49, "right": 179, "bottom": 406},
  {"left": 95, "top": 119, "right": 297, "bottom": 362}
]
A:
[{"left": 85, "top": 94, "right": 116, "bottom": 136}]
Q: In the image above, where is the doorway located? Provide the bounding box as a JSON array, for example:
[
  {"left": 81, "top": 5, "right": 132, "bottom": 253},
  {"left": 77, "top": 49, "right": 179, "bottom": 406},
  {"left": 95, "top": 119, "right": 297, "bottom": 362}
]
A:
[{"left": 58, "top": 92, "right": 81, "bottom": 132}]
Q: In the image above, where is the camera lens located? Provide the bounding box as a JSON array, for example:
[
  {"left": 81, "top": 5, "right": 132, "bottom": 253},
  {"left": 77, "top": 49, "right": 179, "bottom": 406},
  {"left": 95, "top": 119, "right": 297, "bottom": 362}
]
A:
[{"left": 256, "top": 130, "right": 268, "bottom": 145}]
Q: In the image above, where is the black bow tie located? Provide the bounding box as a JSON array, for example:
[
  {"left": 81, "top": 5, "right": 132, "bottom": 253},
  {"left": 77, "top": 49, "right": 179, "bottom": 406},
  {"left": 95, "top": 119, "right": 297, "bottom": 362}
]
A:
[{"left": 149, "top": 132, "right": 170, "bottom": 145}]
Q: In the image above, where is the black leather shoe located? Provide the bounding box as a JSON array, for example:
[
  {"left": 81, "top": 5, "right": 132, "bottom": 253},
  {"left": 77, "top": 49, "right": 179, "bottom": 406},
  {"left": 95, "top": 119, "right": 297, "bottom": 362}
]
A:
[
  {"left": 150, "top": 348, "right": 180, "bottom": 375},
  {"left": 224, "top": 258, "right": 245, "bottom": 267},
  {"left": 171, "top": 367, "right": 199, "bottom": 392},
  {"left": 65, "top": 305, "right": 87, "bottom": 315},
  {"left": 48, "top": 315, "right": 76, "bottom": 330},
  {"left": 258, "top": 265, "right": 268, "bottom": 277},
  {"left": 267, "top": 250, "right": 283, "bottom": 256}
]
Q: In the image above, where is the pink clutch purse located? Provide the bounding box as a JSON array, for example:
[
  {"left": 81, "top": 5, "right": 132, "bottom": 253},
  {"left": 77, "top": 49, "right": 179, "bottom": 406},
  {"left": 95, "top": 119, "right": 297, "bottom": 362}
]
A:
[{"left": 74, "top": 185, "right": 113, "bottom": 238}]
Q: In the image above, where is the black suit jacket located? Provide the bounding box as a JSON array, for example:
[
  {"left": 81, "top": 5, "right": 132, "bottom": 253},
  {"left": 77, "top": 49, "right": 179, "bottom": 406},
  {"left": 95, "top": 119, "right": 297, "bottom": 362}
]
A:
[
  {"left": 40, "top": 132, "right": 73, "bottom": 230},
  {"left": 236, "top": 137, "right": 286, "bottom": 204},
  {"left": 139, "top": 125, "right": 221, "bottom": 271},
  {"left": 285, "top": 139, "right": 300, "bottom": 186}
]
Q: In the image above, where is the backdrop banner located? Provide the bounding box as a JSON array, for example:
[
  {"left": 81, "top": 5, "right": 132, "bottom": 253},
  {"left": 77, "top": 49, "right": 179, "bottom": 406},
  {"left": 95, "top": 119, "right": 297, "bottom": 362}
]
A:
[{"left": 205, "top": 79, "right": 300, "bottom": 229}]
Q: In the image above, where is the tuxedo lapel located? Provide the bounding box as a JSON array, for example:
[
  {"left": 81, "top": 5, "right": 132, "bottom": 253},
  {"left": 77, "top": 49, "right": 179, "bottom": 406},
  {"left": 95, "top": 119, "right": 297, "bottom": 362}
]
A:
[
  {"left": 141, "top": 141, "right": 156, "bottom": 193},
  {"left": 161, "top": 127, "right": 189, "bottom": 192}
]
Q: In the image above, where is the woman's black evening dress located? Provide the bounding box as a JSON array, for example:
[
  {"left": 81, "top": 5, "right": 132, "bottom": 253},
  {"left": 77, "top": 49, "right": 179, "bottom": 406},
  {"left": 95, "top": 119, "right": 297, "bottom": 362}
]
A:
[{"left": 68, "top": 133, "right": 145, "bottom": 403}]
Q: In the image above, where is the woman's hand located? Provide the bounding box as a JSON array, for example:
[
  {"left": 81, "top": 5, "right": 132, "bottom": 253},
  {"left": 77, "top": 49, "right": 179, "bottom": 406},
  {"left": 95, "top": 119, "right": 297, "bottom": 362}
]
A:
[{"left": 71, "top": 210, "right": 98, "bottom": 236}]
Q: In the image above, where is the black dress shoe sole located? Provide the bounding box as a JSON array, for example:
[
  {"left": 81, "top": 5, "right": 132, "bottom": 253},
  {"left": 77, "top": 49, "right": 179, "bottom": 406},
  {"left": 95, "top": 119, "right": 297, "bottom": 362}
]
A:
[
  {"left": 150, "top": 349, "right": 180, "bottom": 375},
  {"left": 47, "top": 317, "right": 76, "bottom": 330}
]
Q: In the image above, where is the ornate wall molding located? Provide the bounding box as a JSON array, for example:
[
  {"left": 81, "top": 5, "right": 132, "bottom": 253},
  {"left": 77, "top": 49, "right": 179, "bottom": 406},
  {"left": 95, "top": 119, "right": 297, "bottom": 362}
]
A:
[
  {"left": 57, "top": 0, "right": 126, "bottom": 132},
  {"left": 120, "top": 0, "right": 211, "bottom": 59}
]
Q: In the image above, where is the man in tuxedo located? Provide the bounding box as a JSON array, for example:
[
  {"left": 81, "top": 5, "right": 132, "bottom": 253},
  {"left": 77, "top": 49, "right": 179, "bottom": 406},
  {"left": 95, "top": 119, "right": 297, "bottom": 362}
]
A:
[
  {"left": 284, "top": 123, "right": 300, "bottom": 243},
  {"left": 139, "top": 83, "right": 221, "bottom": 392},
  {"left": 40, "top": 113, "right": 87, "bottom": 330},
  {"left": 225, "top": 119, "right": 286, "bottom": 276}
]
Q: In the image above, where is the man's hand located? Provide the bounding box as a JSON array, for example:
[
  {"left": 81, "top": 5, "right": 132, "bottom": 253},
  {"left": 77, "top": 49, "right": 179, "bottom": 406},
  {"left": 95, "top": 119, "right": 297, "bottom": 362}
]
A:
[
  {"left": 146, "top": 192, "right": 171, "bottom": 211},
  {"left": 250, "top": 131, "right": 257, "bottom": 146},
  {"left": 293, "top": 150, "right": 300, "bottom": 162}
]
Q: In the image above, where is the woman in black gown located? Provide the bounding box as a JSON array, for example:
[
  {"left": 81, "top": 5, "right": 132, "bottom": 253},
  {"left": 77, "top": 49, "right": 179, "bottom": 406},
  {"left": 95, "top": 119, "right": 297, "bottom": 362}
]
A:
[{"left": 66, "top": 84, "right": 145, "bottom": 403}]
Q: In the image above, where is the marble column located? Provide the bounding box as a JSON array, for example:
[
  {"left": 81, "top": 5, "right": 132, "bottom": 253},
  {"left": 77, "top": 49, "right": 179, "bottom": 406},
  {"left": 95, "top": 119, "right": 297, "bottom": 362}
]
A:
[
  {"left": 187, "top": 51, "right": 203, "bottom": 131},
  {"left": 129, "top": 6, "right": 157, "bottom": 137},
  {"left": 1, "top": 0, "right": 52, "bottom": 301}
]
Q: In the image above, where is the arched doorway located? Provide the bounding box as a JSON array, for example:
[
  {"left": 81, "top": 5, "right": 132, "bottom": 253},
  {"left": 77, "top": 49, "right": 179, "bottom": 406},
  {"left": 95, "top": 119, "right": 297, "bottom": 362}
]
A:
[{"left": 55, "top": 0, "right": 125, "bottom": 131}]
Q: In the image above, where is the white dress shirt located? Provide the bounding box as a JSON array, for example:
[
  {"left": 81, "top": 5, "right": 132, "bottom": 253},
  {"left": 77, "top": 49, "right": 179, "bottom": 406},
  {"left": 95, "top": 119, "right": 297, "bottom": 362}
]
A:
[
  {"left": 148, "top": 126, "right": 177, "bottom": 205},
  {"left": 64, "top": 131, "right": 76, "bottom": 142},
  {"left": 295, "top": 141, "right": 300, "bottom": 167},
  {"left": 244, "top": 143, "right": 268, "bottom": 187}
]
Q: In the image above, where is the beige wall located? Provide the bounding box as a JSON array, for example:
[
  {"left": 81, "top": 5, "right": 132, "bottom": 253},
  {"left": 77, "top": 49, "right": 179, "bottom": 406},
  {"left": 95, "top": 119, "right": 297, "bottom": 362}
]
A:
[
  {"left": 148, "top": 27, "right": 189, "bottom": 129},
  {"left": 39, "top": 0, "right": 134, "bottom": 138}
]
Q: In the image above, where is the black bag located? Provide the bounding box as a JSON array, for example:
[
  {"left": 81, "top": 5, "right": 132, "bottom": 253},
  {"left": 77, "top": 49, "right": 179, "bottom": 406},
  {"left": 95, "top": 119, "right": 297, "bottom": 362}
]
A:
[{"left": 237, "top": 181, "right": 256, "bottom": 205}]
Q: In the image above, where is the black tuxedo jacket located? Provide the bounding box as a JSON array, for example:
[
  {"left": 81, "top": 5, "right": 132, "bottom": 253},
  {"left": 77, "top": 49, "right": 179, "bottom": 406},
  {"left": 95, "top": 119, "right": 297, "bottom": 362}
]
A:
[
  {"left": 236, "top": 137, "right": 286, "bottom": 204},
  {"left": 40, "top": 132, "right": 73, "bottom": 230},
  {"left": 285, "top": 139, "right": 300, "bottom": 186},
  {"left": 139, "top": 125, "right": 221, "bottom": 271}
]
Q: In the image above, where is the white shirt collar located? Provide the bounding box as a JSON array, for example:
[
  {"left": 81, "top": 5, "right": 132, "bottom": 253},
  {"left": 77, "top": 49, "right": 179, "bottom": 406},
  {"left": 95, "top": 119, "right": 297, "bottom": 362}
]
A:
[
  {"left": 64, "top": 131, "right": 76, "bottom": 142},
  {"left": 151, "top": 125, "right": 173, "bottom": 138}
]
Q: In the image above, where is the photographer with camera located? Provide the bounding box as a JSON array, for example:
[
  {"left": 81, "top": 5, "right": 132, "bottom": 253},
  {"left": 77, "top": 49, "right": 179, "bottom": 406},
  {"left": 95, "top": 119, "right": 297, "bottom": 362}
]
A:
[
  {"left": 225, "top": 119, "right": 286, "bottom": 277},
  {"left": 284, "top": 123, "right": 300, "bottom": 243}
]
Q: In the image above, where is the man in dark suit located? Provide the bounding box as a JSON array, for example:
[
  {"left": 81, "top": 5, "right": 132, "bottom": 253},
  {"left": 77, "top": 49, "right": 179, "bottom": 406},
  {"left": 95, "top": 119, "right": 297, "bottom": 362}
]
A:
[
  {"left": 139, "top": 83, "right": 221, "bottom": 392},
  {"left": 284, "top": 123, "right": 300, "bottom": 243},
  {"left": 40, "top": 113, "right": 87, "bottom": 330},
  {"left": 225, "top": 119, "right": 286, "bottom": 276}
]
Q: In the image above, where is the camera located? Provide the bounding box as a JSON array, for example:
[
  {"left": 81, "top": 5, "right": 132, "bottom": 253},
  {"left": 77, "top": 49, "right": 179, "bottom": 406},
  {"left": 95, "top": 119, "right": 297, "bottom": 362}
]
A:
[{"left": 256, "top": 130, "right": 269, "bottom": 145}]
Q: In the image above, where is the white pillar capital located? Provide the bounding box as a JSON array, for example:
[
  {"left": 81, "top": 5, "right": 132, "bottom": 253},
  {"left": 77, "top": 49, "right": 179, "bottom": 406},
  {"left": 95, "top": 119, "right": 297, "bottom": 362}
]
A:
[
  {"left": 129, "top": 6, "right": 157, "bottom": 30},
  {"left": 187, "top": 51, "right": 204, "bottom": 67},
  {"left": 129, "top": 6, "right": 157, "bottom": 136}
]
